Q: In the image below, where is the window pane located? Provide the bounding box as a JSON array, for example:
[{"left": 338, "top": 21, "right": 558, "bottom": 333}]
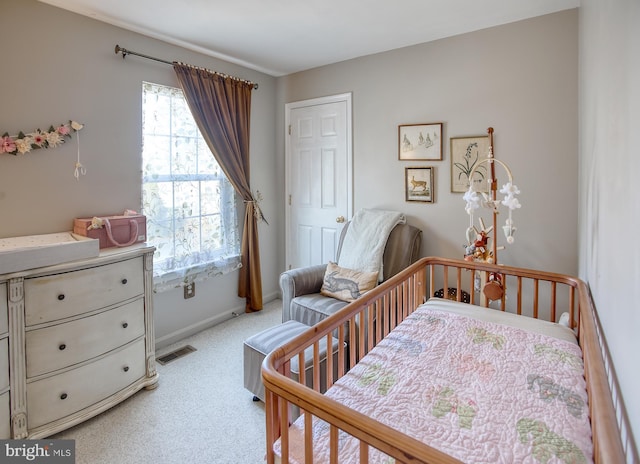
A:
[
  {"left": 171, "top": 136, "right": 198, "bottom": 176},
  {"left": 202, "top": 214, "right": 222, "bottom": 250},
  {"left": 201, "top": 180, "right": 221, "bottom": 215},
  {"left": 142, "top": 85, "right": 171, "bottom": 135},
  {"left": 198, "top": 136, "right": 221, "bottom": 175},
  {"left": 148, "top": 218, "right": 175, "bottom": 262},
  {"left": 171, "top": 96, "right": 198, "bottom": 138},
  {"left": 173, "top": 181, "right": 200, "bottom": 218},
  {"left": 142, "top": 136, "right": 171, "bottom": 178},
  {"left": 142, "top": 181, "right": 174, "bottom": 223}
]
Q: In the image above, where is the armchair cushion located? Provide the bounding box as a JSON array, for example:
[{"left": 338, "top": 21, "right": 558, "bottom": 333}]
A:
[
  {"left": 320, "top": 262, "right": 379, "bottom": 302},
  {"left": 289, "top": 294, "right": 349, "bottom": 326}
]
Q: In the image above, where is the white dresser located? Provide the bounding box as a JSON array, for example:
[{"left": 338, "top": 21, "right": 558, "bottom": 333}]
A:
[{"left": 0, "top": 244, "right": 158, "bottom": 439}]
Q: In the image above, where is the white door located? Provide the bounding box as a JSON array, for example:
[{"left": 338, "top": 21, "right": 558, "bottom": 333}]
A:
[{"left": 285, "top": 93, "right": 353, "bottom": 270}]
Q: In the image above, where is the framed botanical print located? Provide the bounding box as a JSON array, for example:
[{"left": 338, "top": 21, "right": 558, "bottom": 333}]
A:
[
  {"left": 405, "top": 167, "right": 434, "bottom": 203},
  {"left": 398, "top": 123, "right": 443, "bottom": 161},
  {"left": 450, "top": 135, "right": 490, "bottom": 193}
]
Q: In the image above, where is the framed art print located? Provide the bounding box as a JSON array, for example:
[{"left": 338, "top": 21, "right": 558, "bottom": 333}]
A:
[
  {"left": 398, "top": 123, "right": 442, "bottom": 161},
  {"left": 405, "top": 167, "right": 434, "bottom": 203},
  {"left": 450, "top": 135, "right": 490, "bottom": 193}
]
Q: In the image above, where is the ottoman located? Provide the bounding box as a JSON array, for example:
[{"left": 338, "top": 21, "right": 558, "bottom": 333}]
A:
[{"left": 243, "top": 320, "right": 341, "bottom": 402}]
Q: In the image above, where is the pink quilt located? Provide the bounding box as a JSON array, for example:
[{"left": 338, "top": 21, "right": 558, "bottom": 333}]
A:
[{"left": 274, "top": 305, "right": 593, "bottom": 463}]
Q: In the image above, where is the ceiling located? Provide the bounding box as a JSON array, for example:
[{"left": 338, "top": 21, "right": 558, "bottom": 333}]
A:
[{"left": 39, "top": 0, "right": 579, "bottom": 76}]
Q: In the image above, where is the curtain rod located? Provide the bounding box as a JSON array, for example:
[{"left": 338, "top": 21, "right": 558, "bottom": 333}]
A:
[{"left": 114, "top": 45, "right": 259, "bottom": 90}]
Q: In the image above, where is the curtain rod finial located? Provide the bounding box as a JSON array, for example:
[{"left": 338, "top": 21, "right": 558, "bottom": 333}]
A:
[{"left": 114, "top": 44, "right": 128, "bottom": 59}]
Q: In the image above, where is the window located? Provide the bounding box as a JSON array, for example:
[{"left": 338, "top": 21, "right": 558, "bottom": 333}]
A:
[{"left": 142, "top": 81, "right": 240, "bottom": 292}]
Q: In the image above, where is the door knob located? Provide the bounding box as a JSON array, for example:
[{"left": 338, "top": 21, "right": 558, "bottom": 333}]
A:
[{"left": 336, "top": 216, "right": 345, "bottom": 223}]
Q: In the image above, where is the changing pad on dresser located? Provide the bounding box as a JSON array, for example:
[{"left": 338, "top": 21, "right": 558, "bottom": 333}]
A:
[{"left": 0, "top": 232, "right": 99, "bottom": 274}]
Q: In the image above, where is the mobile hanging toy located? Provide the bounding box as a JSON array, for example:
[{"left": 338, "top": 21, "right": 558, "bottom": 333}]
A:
[{"left": 462, "top": 127, "right": 521, "bottom": 300}]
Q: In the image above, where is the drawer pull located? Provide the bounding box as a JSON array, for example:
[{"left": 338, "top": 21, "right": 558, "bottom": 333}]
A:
[
  {"left": 121, "top": 278, "right": 128, "bottom": 285},
  {"left": 122, "top": 322, "right": 128, "bottom": 329},
  {"left": 123, "top": 366, "right": 129, "bottom": 372},
  {"left": 60, "top": 393, "right": 68, "bottom": 400},
  {"left": 59, "top": 344, "right": 66, "bottom": 351},
  {"left": 57, "top": 294, "right": 65, "bottom": 301}
]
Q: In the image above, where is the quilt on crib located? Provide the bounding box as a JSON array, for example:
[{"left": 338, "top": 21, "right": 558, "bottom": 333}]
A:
[{"left": 274, "top": 304, "right": 593, "bottom": 464}]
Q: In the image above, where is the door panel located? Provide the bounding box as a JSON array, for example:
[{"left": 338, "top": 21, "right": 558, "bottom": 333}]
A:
[{"left": 286, "top": 94, "right": 352, "bottom": 270}]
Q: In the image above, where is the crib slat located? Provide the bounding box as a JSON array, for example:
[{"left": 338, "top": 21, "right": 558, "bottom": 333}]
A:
[
  {"left": 280, "top": 397, "right": 289, "bottom": 463},
  {"left": 469, "top": 268, "right": 476, "bottom": 305},
  {"left": 416, "top": 270, "right": 422, "bottom": 306},
  {"left": 375, "top": 300, "right": 382, "bottom": 344},
  {"left": 305, "top": 413, "right": 312, "bottom": 464},
  {"left": 517, "top": 276, "right": 523, "bottom": 315},
  {"left": 297, "top": 352, "right": 305, "bottom": 385},
  {"left": 429, "top": 264, "right": 435, "bottom": 298},
  {"left": 402, "top": 281, "right": 409, "bottom": 320},
  {"left": 326, "top": 333, "right": 334, "bottom": 388},
  {"left": 265, "top": 389, "right": 277, "bottom": 464},
  {"left": 359, "top": 309, "right": 366, "bottom": 360},
  {"left": 359, "top": 441, "right": 368, "bottom": 463},
  {"left": 367, "top": 303, "right": 374, "bottom": 352},
  {"left": 382, "top": 294, "right": 390, "bottom": 338},
  {"left": 330, "top": 424, "right": 338, "bottom": 463},
  {"left": 550, "top": 281, "right": 557, "bottom": 322},
  {"left": 390, "top": 289, "right": 397, "bottom": 333},
  {"left": 570, "top": 286, "right": 577, "bottom": 332},
  {"left": 443, "top": 265, "right": 449, "bottom": 298},
  {"left": 349, "top": 316, "right": 356, "bottom": 367},
  {"left": 313, "top": 341, "right": 320, "bottom": 391},
  {"left": 407, "top": 275, "right": 414, "bottom": 314},
  {"left": 338, "top": 324, "right": 346, "bottom": 378},
  {"left": 533, "top": 279, "right": 539, "bottom": 319},
  {"left": 569, "top": 287, "right": 586, "bottom": 339}
]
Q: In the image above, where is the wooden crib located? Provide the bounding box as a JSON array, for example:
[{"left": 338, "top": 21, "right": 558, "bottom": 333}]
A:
[{"left": 262, "top": 257, "right": 630, "bottom": 463}]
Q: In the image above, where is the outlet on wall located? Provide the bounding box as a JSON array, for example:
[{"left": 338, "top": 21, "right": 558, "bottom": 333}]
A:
[{"left": 184, "top": 282, "right": 195, "bottom": 299}]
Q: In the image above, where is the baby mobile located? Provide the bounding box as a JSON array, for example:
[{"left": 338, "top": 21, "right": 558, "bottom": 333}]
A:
[
  {"left": 1, "top": 120, "right": 86, "bottom": 179},
  {"left": 462, "top": 127, "right": 521, "bottom": 301}
]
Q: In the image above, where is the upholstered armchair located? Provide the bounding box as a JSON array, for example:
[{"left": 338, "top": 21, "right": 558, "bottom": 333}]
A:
[{"left": 280, "top": 221, "right": 422, "bottom": 326}]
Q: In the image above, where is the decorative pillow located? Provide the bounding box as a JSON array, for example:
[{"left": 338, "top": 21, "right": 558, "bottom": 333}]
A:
[{"left": 320, "top": 262, "right": 379, "bottom": 302}]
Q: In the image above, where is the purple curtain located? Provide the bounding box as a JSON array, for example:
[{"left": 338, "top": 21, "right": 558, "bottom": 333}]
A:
[{"left": 173, "top": 62, "right": 263, "bottom": 312}]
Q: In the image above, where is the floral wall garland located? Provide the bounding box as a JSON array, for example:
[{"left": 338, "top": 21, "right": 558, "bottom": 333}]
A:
[{"left": 1, "top": 120, "right": 83, "bottom": 156}]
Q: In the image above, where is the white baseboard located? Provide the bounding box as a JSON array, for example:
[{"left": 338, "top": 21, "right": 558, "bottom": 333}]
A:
[{"left": 154, "top": 290, "right": 280, "bottom": 350}]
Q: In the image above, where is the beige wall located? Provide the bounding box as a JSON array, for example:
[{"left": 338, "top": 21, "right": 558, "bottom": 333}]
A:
[
  {"left": 0, "top": 0, "right": 280, "bottom": 346},
  {"left": 579, "top": 0, "right": 640, "bottom": 446},
  {"left": 277, "top": 10, "right": 579, "bottom": 276}
]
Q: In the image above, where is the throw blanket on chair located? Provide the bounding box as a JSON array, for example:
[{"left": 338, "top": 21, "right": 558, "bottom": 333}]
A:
[{"left": 338, "top": 209, "right": 405, "bottom": 281}]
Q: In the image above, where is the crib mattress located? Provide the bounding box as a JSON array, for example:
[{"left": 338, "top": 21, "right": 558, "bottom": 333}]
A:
[
  {"left": 275, "top": 299, "right": 592, "bottom": 463},
  {"left": 423, "top": 298, "right": 578, "bottom": 344}
]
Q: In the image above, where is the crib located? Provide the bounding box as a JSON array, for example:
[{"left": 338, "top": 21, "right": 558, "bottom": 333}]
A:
[{"left": 262, "top": 256, "right": 629, "bottom": 463}]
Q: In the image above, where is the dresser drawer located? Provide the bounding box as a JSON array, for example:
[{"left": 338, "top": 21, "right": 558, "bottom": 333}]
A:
[
  {"left": 24, "top": 257, "right": 144, "bottom": 326},
  {"left": 0, "top": 338, "right": 8, "bottom": 391},
  {"left": 27, "top": 337, "right": 146, "bottom": 429},
  {"left": 0, "top": 391, "right": 9, "bottom": 439},
  {"left": 0, "top": 283, "right": 7, "bottom": 335},
  {"left": 26, "top": 298, "right": 145, "bottom": 378}
]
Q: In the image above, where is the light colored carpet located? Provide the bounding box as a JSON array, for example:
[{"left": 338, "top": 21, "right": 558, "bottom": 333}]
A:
[{"left": 53, "top": 299, "right": 283, "bottom": 464}]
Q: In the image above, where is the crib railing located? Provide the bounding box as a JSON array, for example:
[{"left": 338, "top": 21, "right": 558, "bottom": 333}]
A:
[{"left": 262, "top": 256, "right": 625, "bottom": 464}]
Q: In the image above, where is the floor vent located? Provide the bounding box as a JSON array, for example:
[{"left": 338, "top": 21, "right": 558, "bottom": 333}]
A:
[{"left": 157, "top": 345, "right": 197, "bottom": 365}]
